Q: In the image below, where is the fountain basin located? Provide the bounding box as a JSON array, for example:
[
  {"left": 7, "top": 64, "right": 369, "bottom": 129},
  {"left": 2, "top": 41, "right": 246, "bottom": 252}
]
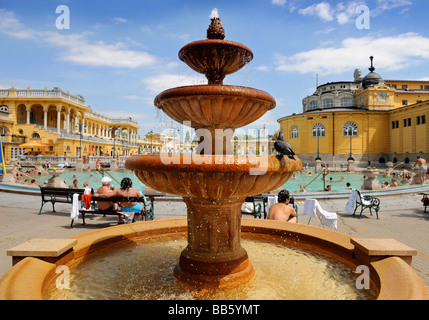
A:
[
  {"left": 126, "top": 154, "right": 301, "bottom": 197},
  {"left": 154, "top": 85, "right": 276, "bottom": 130},
  {"left": 1, "top": 219, "right": 427, "bottom": 300}
]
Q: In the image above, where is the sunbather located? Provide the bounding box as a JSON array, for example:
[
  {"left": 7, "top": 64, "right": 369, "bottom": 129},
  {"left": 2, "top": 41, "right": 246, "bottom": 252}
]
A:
[{"left": 267, "top": 190, "right": 297, "bottom": 223}]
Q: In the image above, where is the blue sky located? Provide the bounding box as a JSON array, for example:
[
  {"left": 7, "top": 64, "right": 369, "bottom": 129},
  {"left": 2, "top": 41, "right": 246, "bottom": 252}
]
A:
[{"left": 1, "top": 0, "right": 429, "bottom": 138}]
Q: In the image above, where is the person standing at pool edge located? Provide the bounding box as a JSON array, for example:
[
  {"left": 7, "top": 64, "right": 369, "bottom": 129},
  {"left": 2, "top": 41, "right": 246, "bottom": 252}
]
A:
[{"left": 415, "top": 156, "right": 428, "bottom": 185}]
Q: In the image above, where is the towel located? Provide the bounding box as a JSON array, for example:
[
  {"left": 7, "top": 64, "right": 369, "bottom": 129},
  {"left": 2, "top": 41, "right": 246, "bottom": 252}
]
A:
[
  {"left": 345, "top": 190, "right": 358, "bottom": 213},
  {"left": 303, "top": 199, "right": 318, "bottom": 218},
  {"left": 304, "top": 198, "right": 338, "bottom": 230},
  {"left": 70, "top": 193, "right": 80, "bottom": 221},
  {"left": 266, "top": 196, "right": 278, "bottom": 214},
  {"left": 81, "top": 194, "right": 92, "bottom": 210},
  {"left": 120, "top": 212, "right": 135, "bottom": 221}
]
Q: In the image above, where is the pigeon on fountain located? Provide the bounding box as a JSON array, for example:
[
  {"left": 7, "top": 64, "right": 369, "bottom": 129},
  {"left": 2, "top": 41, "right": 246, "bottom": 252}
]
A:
[{"left": 274, "top": 131, "right": 296, "bottom": 160}]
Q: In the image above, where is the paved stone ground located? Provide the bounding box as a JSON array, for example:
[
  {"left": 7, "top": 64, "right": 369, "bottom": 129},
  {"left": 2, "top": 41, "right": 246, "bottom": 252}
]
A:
[{"left": 0, "top": 190, "right": 428, "bottom": 294}]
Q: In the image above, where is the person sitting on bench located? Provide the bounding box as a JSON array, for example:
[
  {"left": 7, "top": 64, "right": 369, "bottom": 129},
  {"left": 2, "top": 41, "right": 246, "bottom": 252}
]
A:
[
  {"left": 267, "top": 190, "right": 297, "bottom": 223},
  {"left": 95, "top": 177, "right": 122, "bottom": 224},
  {"left": 112, "top": 177, "right": 146, "bottom": 223}
]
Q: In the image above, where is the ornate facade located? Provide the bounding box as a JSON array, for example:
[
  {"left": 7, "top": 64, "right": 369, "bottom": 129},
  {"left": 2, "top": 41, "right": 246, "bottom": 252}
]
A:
[
  {"left": 0, "top": 87, "right": 140, "bottom": 161},
  {"left": 278, "top": 58, "right": 429, "bottom": 166}
]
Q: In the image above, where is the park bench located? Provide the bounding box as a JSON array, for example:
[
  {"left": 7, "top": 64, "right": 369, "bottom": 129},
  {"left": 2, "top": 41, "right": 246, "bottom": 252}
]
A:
[
  {"left": 421, "top": 193, "right": 429, "bottom": 213},
  {"left": 39, "top": 187, "right": 88, "bottom": 215},
  {"left": 353, "top": 190, "right": 380, "bottom": 219},
  {"left": 70, "top": 195, "right": 155, "bottom": 228}
]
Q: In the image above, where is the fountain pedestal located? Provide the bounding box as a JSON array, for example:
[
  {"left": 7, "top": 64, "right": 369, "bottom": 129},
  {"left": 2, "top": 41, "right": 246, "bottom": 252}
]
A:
[{"left": 175, "top": 197, "right": 254, "bottom": 288}]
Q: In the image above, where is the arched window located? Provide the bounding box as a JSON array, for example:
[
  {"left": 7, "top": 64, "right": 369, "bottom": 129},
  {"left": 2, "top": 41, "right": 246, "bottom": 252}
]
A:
[
  {"left": 31, "top": 132, "right": 40, "bottom": 139},
  {"left": 291, "top": 126, "right": 298, "bottom": 139},
  {"left": 312, "top": 123, "right": 325, "bottom": 137},
  {"left": 0, "top": 105, "right": 9, "bottom": 112},
  {"left": 310, "top": 101, "right": 318, "bottom": 110},
  {"left": 340, "top": 98, "right": 353, "bottom": 107},
  {"left": 323, "top": 99, "right": 333, "bottom": 108},
  {"left": 343, "top": 122, "right": 358, "bottom": 136}
]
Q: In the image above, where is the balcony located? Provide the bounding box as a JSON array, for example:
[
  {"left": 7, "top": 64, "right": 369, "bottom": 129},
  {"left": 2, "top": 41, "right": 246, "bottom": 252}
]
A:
[{"left": 0, "top": 87, "right": 86, "bottom": 106}]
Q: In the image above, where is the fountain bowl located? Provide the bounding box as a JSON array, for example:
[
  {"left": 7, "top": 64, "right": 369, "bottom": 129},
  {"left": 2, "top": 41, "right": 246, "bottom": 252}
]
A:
[
  {"left": 154, "top": 85, "right": 276, "bottom": 130},
  {"left": 125, "top": 154, "right": 300, "bottom": 198},
  {"left": 179, "top": 39, "right": 253, "bottom": 84},
  {"left": 1, "top": 218, "right": 427, "bottom": 300}
]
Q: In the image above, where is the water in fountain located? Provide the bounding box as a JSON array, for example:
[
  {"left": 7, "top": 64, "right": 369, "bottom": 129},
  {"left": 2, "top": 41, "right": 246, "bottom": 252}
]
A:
[{"left": 45, "top": 233, "right": 377, "bottom": 300}]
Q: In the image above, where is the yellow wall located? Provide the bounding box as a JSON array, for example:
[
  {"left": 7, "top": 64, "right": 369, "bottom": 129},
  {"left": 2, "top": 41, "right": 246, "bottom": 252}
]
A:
[{"left": 279, "top": 111, "right": 390, "bottom": 157}]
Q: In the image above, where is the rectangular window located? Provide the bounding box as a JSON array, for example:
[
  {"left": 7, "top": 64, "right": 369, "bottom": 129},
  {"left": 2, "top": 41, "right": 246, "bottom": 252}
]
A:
[
  {"left": 418, "top": 115, "right": 426, "bottom": 125},
  {"left": 402, "top": 85, "right": 408, "bottom": 90},
  {"left": 422, "top": 115, "right": 426, "bottom": 124},
  {"left": 404, "top": 118, "right": 411, "bottom": 127},
  {"left": 402, "top": 100, "right": 408, "bottom": 106}
]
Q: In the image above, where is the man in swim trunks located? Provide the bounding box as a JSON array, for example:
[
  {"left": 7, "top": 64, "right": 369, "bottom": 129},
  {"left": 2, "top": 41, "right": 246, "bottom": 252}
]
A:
[
  {"left": 415, "top": 156, "right": 427, "bottom": 185},
  {"left": 95, "top": 177, "right": 123, "bottom": 223}
]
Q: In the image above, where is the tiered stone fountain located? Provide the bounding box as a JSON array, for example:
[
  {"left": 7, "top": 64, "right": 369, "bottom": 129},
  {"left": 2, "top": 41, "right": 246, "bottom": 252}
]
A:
[
  {"left": 1, "top": 11, "right": 428, "bottom": 301},
  {"left": 125, "top": 12, "right": 302, "bottom": 288}
]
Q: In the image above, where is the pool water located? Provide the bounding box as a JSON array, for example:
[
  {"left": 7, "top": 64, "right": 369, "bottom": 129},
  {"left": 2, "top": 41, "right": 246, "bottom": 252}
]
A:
[
  {"left": 29, "top": 170, "right": 146, "bottom": 191},
  {"left": 283, "top": 171, "right": 405, "bottom": 193},
  {"left": 23, "top": 169, "right": 403, "bottom": 193}
]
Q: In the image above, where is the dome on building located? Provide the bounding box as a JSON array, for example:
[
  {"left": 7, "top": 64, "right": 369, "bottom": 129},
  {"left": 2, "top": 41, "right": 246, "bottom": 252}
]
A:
[{"left": 362, "top": 56, "right": 384, "bottom": 89}]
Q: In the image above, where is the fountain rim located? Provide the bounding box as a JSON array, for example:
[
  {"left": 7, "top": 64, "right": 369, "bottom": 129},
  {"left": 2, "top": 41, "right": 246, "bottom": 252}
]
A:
[
  {"left": 154, "top": 84, "right": 276, "bottom": 109},
  {"left": 125, "top": 154, "right": 301, "bottom": 174},
  {"left": 1, "top": 218, "right": 427, "bottom": 300},
  {"left": 178, "top": 39, "right": 254, "bottom": 61}
]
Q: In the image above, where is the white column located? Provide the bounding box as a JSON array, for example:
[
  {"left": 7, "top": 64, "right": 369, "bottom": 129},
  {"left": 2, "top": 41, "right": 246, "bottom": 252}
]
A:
[
  {"left": 43, "top": 109, "right": 48, "bottom": 129},
  {"left": 66, "top": 112, "right": 70, "bottom": 133},
  {"left": 56, "top": 108, "right": 61, "bottom": 134},
  {"left": 26, "top": 108, "right": 31, "bottom": 124}
]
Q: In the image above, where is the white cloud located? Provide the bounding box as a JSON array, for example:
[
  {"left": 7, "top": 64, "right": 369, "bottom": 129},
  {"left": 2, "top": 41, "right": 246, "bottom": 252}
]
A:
[
  {"left": 0, "top": 9, "right": 34, "bottom": 39},
  {"left": 372, "top": 0, "right": 412, "bottom": 16},
  {"left": 0, "top": 9, "right": 159, "bottom": 69},
  {"left": 272, "top": 0, "right": 287, "bottom": 6},
  {"left": 142, "top": 73, "right": 206, "bottom": 95},
  {"left": 113, "top": 17, "right": 128, "bottom": 24},
  {"left": 274, "top": 33, "right": 429, "bottom": 76},
  {"left": 298, "top": 0, "right": 411, "bottom": 25},
  {"left": 298, "top": 2, "right": 334, "bottom": 22}
]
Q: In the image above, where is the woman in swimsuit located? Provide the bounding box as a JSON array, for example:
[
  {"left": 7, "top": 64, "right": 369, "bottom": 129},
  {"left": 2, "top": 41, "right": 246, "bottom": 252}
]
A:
[{"left": 114, "top": 177, "right": 145, "bottom": 222}]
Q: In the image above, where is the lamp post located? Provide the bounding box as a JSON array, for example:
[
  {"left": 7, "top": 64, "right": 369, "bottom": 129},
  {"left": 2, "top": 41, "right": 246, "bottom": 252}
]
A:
[
  {"left": 315, "top": 127, "right": 321, "bottom": 161},
  {"left": 148, "top": 130, "right": 153, "bottom": 154},
  {"left": 78, "top": 122, "right": 82, "bottom": 159},
  {"left": 112, "top": 125, "right": 117, "bottom": 159},
  {"left": 348, "top": 127, "right": 355, "bottom": 161}
]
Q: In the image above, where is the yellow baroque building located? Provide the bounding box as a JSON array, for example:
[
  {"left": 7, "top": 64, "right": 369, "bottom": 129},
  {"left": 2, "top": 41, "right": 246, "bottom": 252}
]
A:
[
  {"left": 0, "top": 86, "right": 140, "bottom": 162},
  {"left": 277, "top": 58, "right": 429, "bottom": 167}
]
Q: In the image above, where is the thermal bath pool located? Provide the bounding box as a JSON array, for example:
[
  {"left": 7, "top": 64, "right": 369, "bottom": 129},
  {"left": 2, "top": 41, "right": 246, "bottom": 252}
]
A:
[{"left": 19, "top": 170, "right": 400, "bottom": 193}]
